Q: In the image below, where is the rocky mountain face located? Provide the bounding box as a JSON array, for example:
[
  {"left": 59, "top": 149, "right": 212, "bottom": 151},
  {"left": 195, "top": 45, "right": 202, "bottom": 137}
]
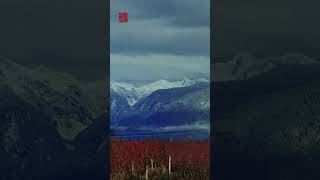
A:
[
  {"left": 83, "top": 82, "right": 108, "bottom": 119},
  {"left": 0, "top": 58, "right": 95, "bottom": 140},
  {"left": 212, "top": 54, "right": 320, "bottom": 179},
  {"left": 0, "top": 57, "right": 108, "bottom": 180}
]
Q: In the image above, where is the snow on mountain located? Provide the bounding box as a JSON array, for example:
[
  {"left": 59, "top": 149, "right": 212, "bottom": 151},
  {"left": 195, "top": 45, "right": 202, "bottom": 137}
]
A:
[
  {"left": 115, "top": 83, "right": 210, "bottom": 140},
  {"left": 136, "top": 78, "right": 197, "bottom": 97},
  {"left": 196, "top": 78, "right": 210, "bottom": 83},
  {"left": 133, "top": 83, "right": 210, "bottom": 112},
  {"left": 110, "top": 81, "right": 141, "bottom": 106},
  {"left": 110, "top": 89, "right": 131, "bottom": 125},
  {"left": 110, "top": 77, "right": 208, "bottom": 106}
]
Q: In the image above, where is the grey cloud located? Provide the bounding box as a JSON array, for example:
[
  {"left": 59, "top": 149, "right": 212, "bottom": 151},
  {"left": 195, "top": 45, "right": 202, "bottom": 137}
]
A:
[
  {"left": 111, "top": 20, "right": 209, "bottom": 56},
  {"left": 110, "top": 54, "right": 210, "bottom": 81},
  {"left": 110, "top": 0, "right": 210, "bottom": 56},
  {"left": 110, "top": 0, "right": 210, "bottom": 80},
  {"left": 111, "top": 0, "right": 210, "bottom": 28}
]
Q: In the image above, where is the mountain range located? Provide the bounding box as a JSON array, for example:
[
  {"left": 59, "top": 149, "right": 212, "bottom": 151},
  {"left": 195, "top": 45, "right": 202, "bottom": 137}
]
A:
[
  {"left": 110, "top": 78, "right": 210, "bottom": 140},
  {"left": 2, "top": 52, "right": 320, "bottom": 179},
  {"left": 110, "top": 77, "right": 208, "bottom": 106}
]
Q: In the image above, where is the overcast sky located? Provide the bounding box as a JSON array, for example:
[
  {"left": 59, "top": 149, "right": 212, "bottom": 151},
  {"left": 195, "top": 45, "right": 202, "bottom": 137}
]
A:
[
  {"left": 110, "top": 0, "right": 210, "bottom": 81},
  {"left": 1, "top": 0, "right": 320, "bottom": 81}
]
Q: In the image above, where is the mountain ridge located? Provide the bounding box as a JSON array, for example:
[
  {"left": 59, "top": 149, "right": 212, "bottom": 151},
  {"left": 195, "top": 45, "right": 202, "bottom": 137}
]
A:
[
  {"left": 110, "top": 77, "right": 209, "bottom": 106},
  {"left": 212, "top": 52, "right": 320, "bottom": 82}
]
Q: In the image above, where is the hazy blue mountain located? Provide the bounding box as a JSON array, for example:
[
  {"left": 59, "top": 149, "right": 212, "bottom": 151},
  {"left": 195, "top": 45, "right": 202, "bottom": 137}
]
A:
[{"left": 110, "top": 89, "right": 131, "bottom": 125}]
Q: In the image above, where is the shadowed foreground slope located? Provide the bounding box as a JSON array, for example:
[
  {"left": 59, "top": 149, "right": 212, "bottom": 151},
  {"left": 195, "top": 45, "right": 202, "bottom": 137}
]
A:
[{"left": 213, "top": 61, "right": 320, "bottom": 179}]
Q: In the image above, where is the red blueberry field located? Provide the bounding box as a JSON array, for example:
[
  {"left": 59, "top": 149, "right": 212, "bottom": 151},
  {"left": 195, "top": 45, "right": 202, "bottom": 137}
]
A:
[{"left": 110, "top": 140, "right": 210, "bottom": 180}]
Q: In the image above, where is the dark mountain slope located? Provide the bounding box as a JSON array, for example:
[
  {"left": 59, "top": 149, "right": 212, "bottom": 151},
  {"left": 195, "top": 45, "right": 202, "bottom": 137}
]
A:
[
  {"left": 213, "top": 64, "right": 320, "bottom": 180},
  {"left": 0, "top": 86, "right": 72, "bottom": 179},
  {"left": 0, "top": 57, "right": 108, "bottom": 179},
  {"left": 213, "top": 64, "right": 320, "bottom": 118}
]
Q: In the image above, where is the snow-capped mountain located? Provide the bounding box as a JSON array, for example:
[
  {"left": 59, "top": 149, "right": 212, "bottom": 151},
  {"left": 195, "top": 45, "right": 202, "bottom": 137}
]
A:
[
  {"left": 110, "top": 81, "right": 141, "bottom": 106},
  {"left": 133, "top": 83, "right": 210, "bottom": 112},
  {"left": 110, "top": 77, "right": 208, "bottom": 106},
  {"left": 110, "top": 89, "right": 131, "bottom": 124},
  {"left": 136, "top": 78, "right": 198, "bottom": 97},
  {"left": 110, "top": 78, "right": 210, "bottom": 139},
  {"left": 112, "top": 83, "right": 210, "bottom": 140}
]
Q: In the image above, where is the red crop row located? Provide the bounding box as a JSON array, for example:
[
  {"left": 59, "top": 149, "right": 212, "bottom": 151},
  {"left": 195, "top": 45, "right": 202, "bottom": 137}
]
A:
[{"left": 110, "top": 140, "right": 210, "bottom": 175}]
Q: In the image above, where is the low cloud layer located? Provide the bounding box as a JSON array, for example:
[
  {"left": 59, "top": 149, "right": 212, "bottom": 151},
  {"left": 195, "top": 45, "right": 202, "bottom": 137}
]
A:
[
  {"left": 111, "top": 19, "right": 209, "bottom": 56},
  {"left": 111, "top": 54, "right": 209, "bottom": 81}
]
